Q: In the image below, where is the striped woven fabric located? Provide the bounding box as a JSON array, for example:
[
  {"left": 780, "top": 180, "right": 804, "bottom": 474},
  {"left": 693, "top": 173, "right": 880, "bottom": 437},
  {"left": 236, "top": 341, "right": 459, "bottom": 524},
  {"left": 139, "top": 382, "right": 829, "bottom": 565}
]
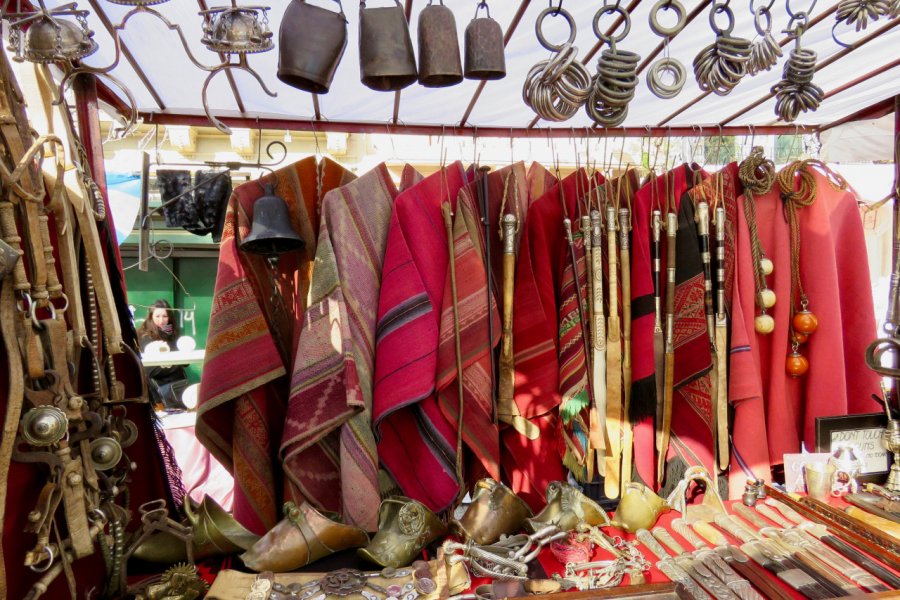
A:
[
  {"left": 280, "top": 164, "right": 401, "bottom": 532},
  {"left": 198, "top": 157, "right": 356, "bottom": 534},
  {"left": 506, "top": 170, "right": 600, "bottom": 509},
  {"left": 557, "top": 223, "right": 591, "bottom": 475},
  {"left": 372, "top": 162, "right": 470, "bottom": 513}
]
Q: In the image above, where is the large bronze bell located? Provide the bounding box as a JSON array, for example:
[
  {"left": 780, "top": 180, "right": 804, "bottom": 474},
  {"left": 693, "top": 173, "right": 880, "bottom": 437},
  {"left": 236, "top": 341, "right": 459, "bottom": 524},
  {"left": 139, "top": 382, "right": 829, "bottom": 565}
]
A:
[
  {"left": 464, "top": 2, "right": 506, "bottom": 80},
  {"left": 278, "top": 0, "right": 347, "bottom": 94},
  {"left": 417, "top": 0, "right": 462, "bottom": 88},
  {"left": 239, "top": 183, "right": 304, "bottom": 256},
  {"left": 452, "top": 479, "right": 531, "bottom": 545},
  {"left": 359, "top": 0, "right": 418, "bottom": 91}
]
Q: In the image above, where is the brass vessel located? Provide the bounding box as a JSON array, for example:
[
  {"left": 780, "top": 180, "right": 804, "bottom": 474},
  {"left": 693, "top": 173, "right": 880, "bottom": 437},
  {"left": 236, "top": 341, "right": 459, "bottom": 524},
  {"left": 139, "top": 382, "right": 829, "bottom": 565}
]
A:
[
  {"left": 453, "top": 479, "right": 531, "bottom": 545},
  {"left": 524, "top": 482, "right": 609, "bottom": 533},
  {"left": 358, "top": 497, "right": 447, "bottom": 568}
]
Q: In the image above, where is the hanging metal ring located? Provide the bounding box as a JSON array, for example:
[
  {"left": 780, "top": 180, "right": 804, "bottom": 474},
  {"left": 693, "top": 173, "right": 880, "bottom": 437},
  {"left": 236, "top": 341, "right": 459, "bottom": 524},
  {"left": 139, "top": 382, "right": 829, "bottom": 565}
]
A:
[
  {"left": 709, "top": 2, "right": 735, "bottom": 36},
  {"left": 649, "top": 0, "right": 686, "bottom": 37},
  {"left": 648, "top": 57, "right": 686, "bottom": 98},
  {"left": 535, "top": 7, "right": 577, "bottom": 52},
  {"left": 592, "top": 3, "right": 631, "bottom": 43}
]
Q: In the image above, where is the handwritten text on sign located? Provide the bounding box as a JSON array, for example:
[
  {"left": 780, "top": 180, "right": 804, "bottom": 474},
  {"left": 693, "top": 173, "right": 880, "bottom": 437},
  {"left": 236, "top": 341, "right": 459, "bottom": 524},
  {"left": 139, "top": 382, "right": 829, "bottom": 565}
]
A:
[{"left": 830, "top": 427, "right": 888, "bottom": 473}]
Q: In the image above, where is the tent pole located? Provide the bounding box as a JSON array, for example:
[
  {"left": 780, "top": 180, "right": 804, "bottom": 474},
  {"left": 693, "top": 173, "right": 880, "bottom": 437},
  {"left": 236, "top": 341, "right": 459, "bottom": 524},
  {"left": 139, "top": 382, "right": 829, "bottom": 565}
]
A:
[{"left": 73, "top": 73, "right": 124, "bottom": 281}]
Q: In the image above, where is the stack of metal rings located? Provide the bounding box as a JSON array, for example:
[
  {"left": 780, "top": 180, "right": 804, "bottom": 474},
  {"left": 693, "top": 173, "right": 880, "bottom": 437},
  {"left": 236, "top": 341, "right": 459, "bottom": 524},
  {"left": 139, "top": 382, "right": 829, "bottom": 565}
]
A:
[
  {"left": 522, "top": 7, "right": 592, "bottom": 122},
  {"left": 892, "top": 0, "right": 900, "bottom": 18},
  {"left": 647, "top": 0, "right": 687, "bottom": 99},
  {"left": 748, "top": 2, "right": 783, "bottom": 75},
  {"left": 693, "top": 2, "right": 752, "bottom": 96},
  {"left": 836, "top": 0, "right": 891, "bottom": 32},
  {"left": 585, "top": 3, "right": 640, "bottom": 127},
  {"left": 772, "top": 43, "right": 822, "bottom": 122}
]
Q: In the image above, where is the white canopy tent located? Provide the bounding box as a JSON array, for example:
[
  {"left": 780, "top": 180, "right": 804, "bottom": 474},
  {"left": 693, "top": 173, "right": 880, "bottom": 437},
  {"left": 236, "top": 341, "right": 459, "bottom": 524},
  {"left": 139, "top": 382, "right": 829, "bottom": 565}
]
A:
[{"left": 20, "top": 0, "right": 900, "bottom": 136}]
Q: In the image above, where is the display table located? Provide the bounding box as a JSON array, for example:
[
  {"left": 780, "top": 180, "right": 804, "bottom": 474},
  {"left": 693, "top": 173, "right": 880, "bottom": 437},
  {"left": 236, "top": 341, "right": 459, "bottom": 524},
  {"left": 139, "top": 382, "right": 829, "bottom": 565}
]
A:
[
  {"left": 141, "top": 349, "right": 206, "bottom": 367},
  {"left": 202, "top": 493, "right": 900, "bottom": 600}
]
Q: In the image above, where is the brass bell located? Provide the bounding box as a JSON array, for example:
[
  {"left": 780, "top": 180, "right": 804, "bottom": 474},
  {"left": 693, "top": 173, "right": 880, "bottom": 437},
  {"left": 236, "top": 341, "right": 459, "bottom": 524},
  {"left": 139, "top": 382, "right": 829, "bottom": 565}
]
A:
[
  {"left": 524, "top": 482, "right": 609, "bottom": 533},
  {"left": 21, "top": 406, "right": 68, "bottom": 447},
  {"left": 239, "top": 183, "right": 305, "bottom": 256},
  {"left": 464, "top": 2, "right": 506, "bottom": 80},
  {"left": 90, "top": 437, "right": 123, "bottom": 471},
  {"left": 359, "top": 0, "right": 418, "bottom": 91},
  {"left": 452, "top": 479, "right": 532, "bottom": 545},
  {"left": 15, "top": 14, "right": 98, "bottom": 64},
  {"left": 417, "top": 0, "right": 463, "bottom": 88},
  {"left": 278, "top": 0, "right": 348, "bottom": 94},
  {"left": 201, "top": 6, "right": 274, "bottom": 55}
]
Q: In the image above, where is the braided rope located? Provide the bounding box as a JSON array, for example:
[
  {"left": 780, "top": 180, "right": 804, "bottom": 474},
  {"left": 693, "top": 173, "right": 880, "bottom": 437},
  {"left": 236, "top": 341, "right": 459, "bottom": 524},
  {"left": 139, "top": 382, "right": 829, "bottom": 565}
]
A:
[{"left": 738, "top": 148, "right": 776, "bottom": 312}]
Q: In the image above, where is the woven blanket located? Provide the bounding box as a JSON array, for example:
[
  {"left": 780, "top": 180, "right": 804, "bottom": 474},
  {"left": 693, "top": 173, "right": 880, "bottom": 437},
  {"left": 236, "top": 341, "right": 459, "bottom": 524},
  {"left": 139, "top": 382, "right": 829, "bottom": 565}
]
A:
[
  {"left": 372, "top": 162, "right": 469, "bottom": 513},
  {"left": 197, "top": 157, "right": 355, "bottom": 533},
  {"left": 280, "top": 164, "right": 400, "bottom": 531}
]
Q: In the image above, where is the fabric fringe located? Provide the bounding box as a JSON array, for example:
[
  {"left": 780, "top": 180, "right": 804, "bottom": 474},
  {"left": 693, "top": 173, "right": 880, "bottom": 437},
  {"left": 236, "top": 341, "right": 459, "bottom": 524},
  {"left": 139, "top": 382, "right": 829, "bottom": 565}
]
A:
[
  {"left": 560, "top": 389, "right": 589, "bottom": 424},
  {"left": 658, "top": 453, "right": 689, "bottom": 499},
  {"left": 629, "top": 375, "right": 657, "bottom": 423},
  {"left": 563, "top": 449, "right": 586, "bottom": 482}
]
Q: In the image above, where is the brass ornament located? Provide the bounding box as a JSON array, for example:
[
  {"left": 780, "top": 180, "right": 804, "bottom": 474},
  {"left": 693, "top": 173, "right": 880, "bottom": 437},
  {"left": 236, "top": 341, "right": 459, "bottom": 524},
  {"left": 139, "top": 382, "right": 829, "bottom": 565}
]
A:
[
  {"left": 240, "top": 501, "right": 368, "bottom": 572},
  {"left": 90, "top": 436, "right": 124, "bottom": 470},
  {"left": 6, "top": 10, "right": 98, "bottom": 65},
  {"left": 452, "top": 478, "right": 532, "bottom": 545},
  {"left": 610, "top": 482, "right": 669, "bottom": 533},
  {"left": 21, "top": 406, "right": 68, "bottom": 447},
  {"left": 137, "top": 563, "right": 209, "bottom": 600},
  {"left": 525, "top": 482, "right": 609, "bottom": 533},
  {"left": 200, "top": 5, "right": 274, "bottom": 55},
  {"left": 358, "top": 497, "right": 447, "bottom": 568}
]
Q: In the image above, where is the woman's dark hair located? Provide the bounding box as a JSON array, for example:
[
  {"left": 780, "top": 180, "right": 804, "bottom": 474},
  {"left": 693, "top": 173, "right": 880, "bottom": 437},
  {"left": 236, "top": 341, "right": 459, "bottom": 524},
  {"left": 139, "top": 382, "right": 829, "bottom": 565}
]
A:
[{"left": 137, "top": 299, "right": 179, "bottom": 342}]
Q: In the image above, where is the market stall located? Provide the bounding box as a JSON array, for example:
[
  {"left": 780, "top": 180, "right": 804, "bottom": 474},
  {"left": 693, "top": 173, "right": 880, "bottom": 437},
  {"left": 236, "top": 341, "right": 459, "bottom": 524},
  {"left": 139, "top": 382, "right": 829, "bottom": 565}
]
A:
[{"left": 1, "top": 0, "right": 899, "bottom": 599}]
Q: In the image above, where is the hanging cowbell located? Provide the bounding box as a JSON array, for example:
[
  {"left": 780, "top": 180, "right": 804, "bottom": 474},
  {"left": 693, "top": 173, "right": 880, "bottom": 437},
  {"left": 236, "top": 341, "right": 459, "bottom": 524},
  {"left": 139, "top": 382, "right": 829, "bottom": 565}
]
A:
[
  {"left": 464, "top": 1, "right": 506, "bottom": 80},
  {"left": 278, "top": 0, "right": 348, "bottom": 94},
  {"left": 417, "top": 0, "right": 463, "bottom": 87},
  {"left": 240, "top": 183, "right": 305, "bottom": 256},
  {"left": 359, "top": 0, "right": 418, "bottom": 91}
]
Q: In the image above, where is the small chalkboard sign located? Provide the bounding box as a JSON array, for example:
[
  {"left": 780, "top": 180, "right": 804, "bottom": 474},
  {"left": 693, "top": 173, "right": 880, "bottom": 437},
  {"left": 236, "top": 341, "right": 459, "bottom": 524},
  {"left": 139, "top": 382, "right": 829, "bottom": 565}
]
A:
[{"left": 815, "top": 413, "right": 890, "bottom": 484}]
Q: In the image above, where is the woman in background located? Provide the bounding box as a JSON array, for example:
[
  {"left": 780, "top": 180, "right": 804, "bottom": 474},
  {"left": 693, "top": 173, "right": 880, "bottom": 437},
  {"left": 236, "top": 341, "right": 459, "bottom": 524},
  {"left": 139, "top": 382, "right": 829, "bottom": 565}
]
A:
[
  {"left": 138, "top": 299, "right": 188, "bottom": 410},
  {"left": 138, "top": 299, "right": 179, "bottom": 351}
]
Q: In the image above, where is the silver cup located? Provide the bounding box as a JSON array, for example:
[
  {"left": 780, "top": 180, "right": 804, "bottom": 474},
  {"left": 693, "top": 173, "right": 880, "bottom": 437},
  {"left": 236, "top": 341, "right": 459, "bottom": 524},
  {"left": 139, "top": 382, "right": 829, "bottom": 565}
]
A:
[{"left": 804, "top": 462, "right": 836, "bottom": 501}]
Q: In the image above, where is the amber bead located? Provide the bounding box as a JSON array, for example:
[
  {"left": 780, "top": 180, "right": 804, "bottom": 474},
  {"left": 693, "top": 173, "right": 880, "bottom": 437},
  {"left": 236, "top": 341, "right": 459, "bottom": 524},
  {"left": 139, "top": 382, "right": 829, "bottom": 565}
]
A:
[
  {"left": 786, "top": 352, "right": 809, "bottom": 377},
  {"left": 754, "top": 314, "right": 775, "bottom": 334},
  {"left": 792, "top": 331, "right": 809, "bottom": 344},
  {"left": 792, "top": 310, "right": 818, "bottom": 334}
]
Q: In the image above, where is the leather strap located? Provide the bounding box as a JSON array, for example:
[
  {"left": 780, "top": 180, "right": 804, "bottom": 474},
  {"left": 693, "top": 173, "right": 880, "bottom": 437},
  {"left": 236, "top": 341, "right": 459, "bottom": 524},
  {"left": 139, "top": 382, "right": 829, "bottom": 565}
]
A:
[
  {"left": 619, "top": 207, "right": 633, "bottom": 494},
  {"left": 0, "top": 282, "right": 24, "bottom": 597},
  {"left": 657, "top": 211, "right": 678, "bottom": 486},
  {"left": 714, "top": 206, "right": 729, "bottom": 472},
  {"left": 605, "top": 203, "right": 622, "bottom": 499}
]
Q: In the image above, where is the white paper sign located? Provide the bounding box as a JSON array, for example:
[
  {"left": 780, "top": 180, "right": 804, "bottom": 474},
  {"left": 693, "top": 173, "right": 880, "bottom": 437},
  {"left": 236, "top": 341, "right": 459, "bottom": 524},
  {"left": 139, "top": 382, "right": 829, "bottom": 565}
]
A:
[{"left": 829, "top": 428, "right": 889, "bottom": 473}]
